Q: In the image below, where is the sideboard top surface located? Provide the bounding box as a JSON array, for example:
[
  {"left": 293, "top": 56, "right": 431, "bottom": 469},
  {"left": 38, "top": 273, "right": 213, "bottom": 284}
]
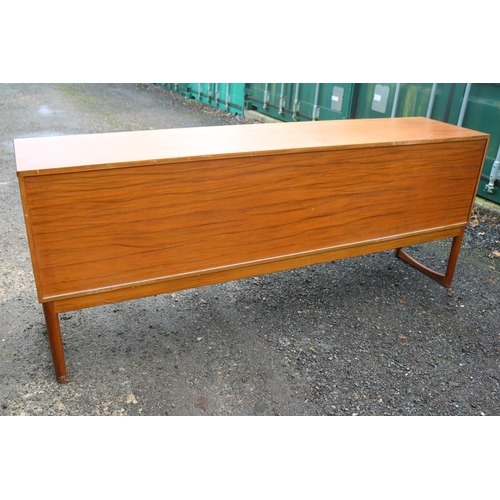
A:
[{"left": 15, "top": 117, "right": 489, "bottom": 176}]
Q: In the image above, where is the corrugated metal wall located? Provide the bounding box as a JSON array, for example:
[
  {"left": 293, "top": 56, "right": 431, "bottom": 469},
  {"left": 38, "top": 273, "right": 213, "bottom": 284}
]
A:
[{"left": 158, "top": 83, "right": 500, "bottom": 205}]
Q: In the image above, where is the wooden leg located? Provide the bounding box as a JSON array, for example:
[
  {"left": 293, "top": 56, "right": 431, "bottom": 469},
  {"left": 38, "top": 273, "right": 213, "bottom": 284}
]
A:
[
  {"left": 395, "top": 229, "right": 465, "bottom": 287},
  {"left": 42, "top": 302, "right": 68, "bottom": 383},
  {"left": 442, "top": 230, "right": 465, "bottom": 287}
]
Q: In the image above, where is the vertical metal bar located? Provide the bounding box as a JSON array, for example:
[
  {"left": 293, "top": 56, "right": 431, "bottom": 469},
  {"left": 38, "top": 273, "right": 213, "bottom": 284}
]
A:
[
  {"left": 391, "top": 83, "right": 401, "bottom": 118},
  {"left": 293, "top": 83, "right": 300, "bottom": 121},
  {"left": 263, "top": 83, "right": 270, "bottom": 110},
  {"left": 457, "top": 83, "right": 471, "bottom": 126},
  {"left": 426, "top": 83, "right": 437, "bottom": 118},
  {"left": 443, "top": 83, "right": 456, "bottom": 123},
  {"left": 225, "top": 83, "right": 230, "bottom": 111},
  {"left": 279, "top": 83, "right": 285, "bottom": 115},
  {"left": 312, "top": 83, "right": 320, "bottom": 120}
]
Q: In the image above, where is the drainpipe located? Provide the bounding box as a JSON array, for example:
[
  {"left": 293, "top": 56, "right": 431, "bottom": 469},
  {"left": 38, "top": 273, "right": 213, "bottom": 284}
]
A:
[
  {"left": 485, "top": 144, "right": 500, "bottom": 194},
  {"left": 312, "top": 83, "right": 320, "bottom": 120},
  {"left": 426, "top": 83, "right": 437, "bottom": 118},
  {"left": 279, "top": 83, "right": 286, "bottom": 116},
  {"left": 215, "top": 83, "right": 220, "bottom": 106},
  {"left": 391, "top": 83, "right": 401, "bottom": 118},
  {"left": 292, "top": 84, "right": 301, "bottom": 121},
  {"left": 457, "top": 83, "right": 471, "bottom": 126}
]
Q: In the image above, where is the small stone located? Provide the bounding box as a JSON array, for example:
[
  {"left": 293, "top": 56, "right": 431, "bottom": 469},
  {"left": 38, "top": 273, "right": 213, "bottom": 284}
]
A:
[
  {"left": 126, "top": 394, "right": 138, "bottom": 404},
  {"left": 195, "top": 396, "right": 208, "bottom": 411}
]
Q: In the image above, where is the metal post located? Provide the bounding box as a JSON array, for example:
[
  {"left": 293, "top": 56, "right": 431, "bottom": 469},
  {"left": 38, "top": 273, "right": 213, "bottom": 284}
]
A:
[
  {"left": 312, "top": 83, "right": 320, "bottom": 120},
  {"left": 293, "top": 84, "right": 300, "bottom": 121},
  {"left": 263, "top": 83, "right": 270, "bottom": 110},
  {"left": 225, "top": 83, "right": 230, "bottom": 112},
  {"left": 279, "top": 83, "right": 286, "bottom": 115},
  {"left": 391, "top": 83, "right": 401, "bottom": 118},
  {"left": 426, "top": 83, "right": 437, "bottom": 118},
  {"left": 457, "top": 83, "right": 471, "bottom": 126}
]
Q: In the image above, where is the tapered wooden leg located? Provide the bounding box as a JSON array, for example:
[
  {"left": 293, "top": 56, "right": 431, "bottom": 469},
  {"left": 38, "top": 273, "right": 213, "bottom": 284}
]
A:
[
  {"left": 42, "top": 302, "right": 68, "bottom": 383},
  {"left": 395, "top": 229, "right": 465, "bottom": 287},
  {"left": 442, "top": 230, "right": 465, "bottom": 287}
]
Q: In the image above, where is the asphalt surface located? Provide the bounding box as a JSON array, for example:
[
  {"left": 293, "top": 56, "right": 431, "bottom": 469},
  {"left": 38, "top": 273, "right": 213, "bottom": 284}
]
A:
[{"left": 1, "top": 83, "right": 499, "bottom": 417}]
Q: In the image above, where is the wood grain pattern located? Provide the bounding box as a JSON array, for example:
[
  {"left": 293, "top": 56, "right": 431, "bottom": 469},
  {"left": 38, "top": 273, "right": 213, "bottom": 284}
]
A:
[
  {"left": 21, "top": 139, "right": 486, "bottom": 302},
  {"left": 52, "top": 225, "right": 465, "bottom": 314}
]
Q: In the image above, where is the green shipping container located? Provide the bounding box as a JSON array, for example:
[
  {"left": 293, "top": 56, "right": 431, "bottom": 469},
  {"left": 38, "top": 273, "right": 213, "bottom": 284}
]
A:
[
  {"left": 351, "top": 83, "right": 470, "bottom": 122},
  {"left": 244, "top": 83, "right": 354, "bottom": 121},
  {"left": 158, "top": 83, "right": 245, "bottom": 115},
  {"left": 456, "top": 83, "right": 500, "bottom": 206}
]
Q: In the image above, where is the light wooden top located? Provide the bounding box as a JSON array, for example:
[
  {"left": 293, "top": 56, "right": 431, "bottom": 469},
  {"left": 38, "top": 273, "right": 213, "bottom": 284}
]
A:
[{"left": 15, "top": 117, "right": 489, "bottom": 176}]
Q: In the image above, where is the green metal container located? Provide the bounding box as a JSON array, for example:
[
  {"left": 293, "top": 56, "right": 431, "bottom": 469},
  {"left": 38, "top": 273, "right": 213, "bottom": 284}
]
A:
[
  {"left": 157, "top": 83, "right": 191, "bottom": 97},
  {"left": 458, "top": 83, "right": 500, "bottom": 205},
  {"left": 157, "top": 83, "right": 245, "bottom": 115},
  {"left": 350, "top": 83, "right": 470, "bottom": 122},
  {"left": 244, "top": 83, "right": 354, "bottom": 121}
]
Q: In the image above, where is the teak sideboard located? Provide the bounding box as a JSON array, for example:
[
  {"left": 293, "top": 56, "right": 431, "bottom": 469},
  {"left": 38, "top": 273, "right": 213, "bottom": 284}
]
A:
[{"left": 14, "top": 117, "right": 489, "bottom": 382}]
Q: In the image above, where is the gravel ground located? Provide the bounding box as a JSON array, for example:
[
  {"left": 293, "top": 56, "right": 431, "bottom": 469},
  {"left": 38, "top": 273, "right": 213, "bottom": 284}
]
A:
[{"left": 1, "top": 83, "right": 499, "bottom": 417}]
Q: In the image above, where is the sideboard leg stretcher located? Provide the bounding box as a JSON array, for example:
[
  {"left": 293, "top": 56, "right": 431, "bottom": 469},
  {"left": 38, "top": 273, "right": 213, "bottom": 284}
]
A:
[
  {"left": 42, "top": 302, "right": 67, "bottom": 383},
  {"left": 394, "top": 229, "right": 465, "bottom": 287}
]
